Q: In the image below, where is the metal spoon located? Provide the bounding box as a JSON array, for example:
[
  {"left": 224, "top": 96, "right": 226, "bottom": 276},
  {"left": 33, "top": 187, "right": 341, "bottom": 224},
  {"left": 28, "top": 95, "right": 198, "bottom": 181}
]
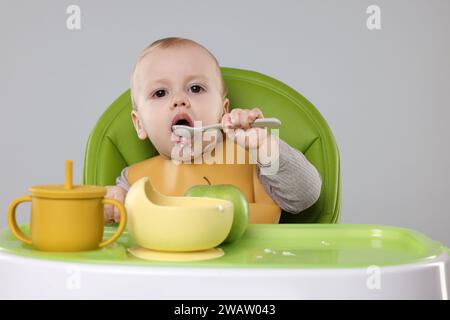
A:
[{"left": 172, "top": 117, "right": 281, "bottom": 136}]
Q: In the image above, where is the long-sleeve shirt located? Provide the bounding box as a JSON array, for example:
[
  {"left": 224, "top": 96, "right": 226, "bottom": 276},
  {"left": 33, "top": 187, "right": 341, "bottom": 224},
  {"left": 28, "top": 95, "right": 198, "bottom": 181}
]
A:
[{"left": 116, "top": 138, "right": 322, "bottom": 214}]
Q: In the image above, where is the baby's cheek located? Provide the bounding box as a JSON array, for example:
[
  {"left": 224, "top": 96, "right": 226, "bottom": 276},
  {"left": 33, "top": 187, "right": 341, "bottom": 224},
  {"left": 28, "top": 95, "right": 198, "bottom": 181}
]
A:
[{"left": 154, "top": 130, "right": 176, "bottom": 157}]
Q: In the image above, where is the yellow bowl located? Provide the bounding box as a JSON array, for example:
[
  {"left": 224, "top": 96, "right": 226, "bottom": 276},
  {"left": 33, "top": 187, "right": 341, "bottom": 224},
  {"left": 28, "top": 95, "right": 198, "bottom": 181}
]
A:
[{"left": 125, "top": 177, "right": 234, "bottom": 252}]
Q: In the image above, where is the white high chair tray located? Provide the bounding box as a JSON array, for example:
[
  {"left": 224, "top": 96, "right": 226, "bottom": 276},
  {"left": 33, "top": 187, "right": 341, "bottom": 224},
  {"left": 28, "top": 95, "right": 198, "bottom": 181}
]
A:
[{"left": 0, "top": 224, "right": 448, "bottom": 299}]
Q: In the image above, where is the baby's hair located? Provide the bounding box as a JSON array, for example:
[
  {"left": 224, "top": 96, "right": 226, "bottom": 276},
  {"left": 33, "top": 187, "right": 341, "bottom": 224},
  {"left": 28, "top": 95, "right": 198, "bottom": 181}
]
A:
[{"left": 130, "top": 37, "right": 227, "bottom": 110}]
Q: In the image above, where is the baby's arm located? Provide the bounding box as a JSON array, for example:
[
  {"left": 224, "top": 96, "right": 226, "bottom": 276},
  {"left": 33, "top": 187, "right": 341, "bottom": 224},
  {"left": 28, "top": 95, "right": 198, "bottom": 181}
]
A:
[
  {"left": 256, "top": 138, "right": 322, "bottom": 214},
  {"left": 103, "top": 167, "right": 130, "bottom": 224}
]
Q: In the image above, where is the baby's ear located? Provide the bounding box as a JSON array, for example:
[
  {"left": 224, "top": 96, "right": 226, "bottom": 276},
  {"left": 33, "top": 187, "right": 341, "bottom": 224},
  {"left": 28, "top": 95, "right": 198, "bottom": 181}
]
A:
[
  {"left": 131, "top": 110, "right": 148, "bottom": 140},
  {"left": 222, "top": 98, "right": 230, "bottom": 114}
]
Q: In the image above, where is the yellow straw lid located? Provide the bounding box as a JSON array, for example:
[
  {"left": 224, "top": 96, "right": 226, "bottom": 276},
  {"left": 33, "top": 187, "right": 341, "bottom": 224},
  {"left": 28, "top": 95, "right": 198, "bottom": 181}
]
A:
[{"left": 29, "top": 160, "right": 106, "bottom": 199}]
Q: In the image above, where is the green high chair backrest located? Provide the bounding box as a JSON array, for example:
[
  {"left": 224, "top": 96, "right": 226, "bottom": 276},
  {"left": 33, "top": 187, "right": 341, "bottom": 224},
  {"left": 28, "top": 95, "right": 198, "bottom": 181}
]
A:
[{"left": 83, "top": 67, "right": 341, "bottom": 223}]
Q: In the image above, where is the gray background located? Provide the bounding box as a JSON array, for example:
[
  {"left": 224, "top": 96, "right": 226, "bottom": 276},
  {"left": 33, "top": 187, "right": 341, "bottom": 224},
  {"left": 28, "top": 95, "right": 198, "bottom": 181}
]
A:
[{"left": 1, "top": 0, "right": 449, "bottom": 245}]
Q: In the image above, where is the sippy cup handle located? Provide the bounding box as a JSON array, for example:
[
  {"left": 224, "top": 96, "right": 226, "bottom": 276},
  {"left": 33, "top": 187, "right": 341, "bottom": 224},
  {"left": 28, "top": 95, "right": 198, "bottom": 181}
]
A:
[
  {"left": 8, "top": 195, "right": 33, "bottom": 245},
  {"left": 99, "top": 198, "right": 128, "bottom": 248}
]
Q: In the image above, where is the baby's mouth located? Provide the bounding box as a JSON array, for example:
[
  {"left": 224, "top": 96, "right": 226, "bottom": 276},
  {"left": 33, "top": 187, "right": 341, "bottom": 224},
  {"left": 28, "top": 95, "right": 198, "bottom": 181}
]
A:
[
  {"left": 173, "top": 118, "right": 191, "bottom": 127},
  {"left": 171, "top": 113, "right": 194, "bottom": 129},
  {"left": 171, "top": 113, "right": 194, "bottom": 145}
]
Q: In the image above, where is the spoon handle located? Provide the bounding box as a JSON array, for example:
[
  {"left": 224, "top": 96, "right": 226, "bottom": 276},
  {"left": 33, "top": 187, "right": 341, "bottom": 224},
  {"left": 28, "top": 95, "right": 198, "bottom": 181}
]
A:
[
  {"left": 208, "top": 118, "right": 281, "bottom": 130},
  {"left": 202, "top": 123, "right": 222, "bottom": 131},
  {"left": 172, "top": 117, "right": 281, "bottom": 135},
  {"left": 251, "top": 118, "right": 281, "bottom": 129}
]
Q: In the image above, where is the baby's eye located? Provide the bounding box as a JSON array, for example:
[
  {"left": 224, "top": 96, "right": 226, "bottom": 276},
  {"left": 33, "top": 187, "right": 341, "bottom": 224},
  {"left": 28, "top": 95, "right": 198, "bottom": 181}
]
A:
[
  {"left": 153, "top": 89, "right": 167, "bottom": 98},
  {"left": 189, "top": 85, "right": 204, "bottom": 94}
]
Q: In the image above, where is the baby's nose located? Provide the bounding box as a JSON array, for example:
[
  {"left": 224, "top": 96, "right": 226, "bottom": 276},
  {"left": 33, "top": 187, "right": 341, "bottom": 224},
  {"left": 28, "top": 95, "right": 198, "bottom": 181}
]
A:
[
  {"left": 172, "top": 94, "right": 190, "bottom": 108},
  {"left": 173, "top": 100, "right": 191, "bottom": 109},
  {"left": 174, "top": 101, "right": 187, "bottom": 107}
]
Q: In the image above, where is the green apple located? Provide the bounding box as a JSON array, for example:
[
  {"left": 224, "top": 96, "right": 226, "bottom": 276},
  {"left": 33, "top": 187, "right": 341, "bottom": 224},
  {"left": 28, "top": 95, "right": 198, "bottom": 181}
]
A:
[{"left": 184, "top": 176, "right": 249, "bottom": 243}]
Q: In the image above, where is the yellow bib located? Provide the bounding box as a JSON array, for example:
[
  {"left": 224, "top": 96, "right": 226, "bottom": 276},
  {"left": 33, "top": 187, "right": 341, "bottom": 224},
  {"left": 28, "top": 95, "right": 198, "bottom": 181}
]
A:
[{"left": 128, "top": 139, "right": 280, "bottom": 224}]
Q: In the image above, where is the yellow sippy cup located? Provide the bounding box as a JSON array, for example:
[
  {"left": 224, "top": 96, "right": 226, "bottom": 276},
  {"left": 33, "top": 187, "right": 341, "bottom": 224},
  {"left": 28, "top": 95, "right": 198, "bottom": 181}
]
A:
[{"left": 7, "top": 160, "right": 127, "bottom": 252}]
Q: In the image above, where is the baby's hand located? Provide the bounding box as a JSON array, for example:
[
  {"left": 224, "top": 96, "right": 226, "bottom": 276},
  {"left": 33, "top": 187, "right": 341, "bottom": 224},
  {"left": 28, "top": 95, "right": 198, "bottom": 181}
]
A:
[
  {"left": 221, "top": 107, "right": 268, "bottom": 150},
  {"left": 104, "top": 186, "right": 127, "bottom": 224}
]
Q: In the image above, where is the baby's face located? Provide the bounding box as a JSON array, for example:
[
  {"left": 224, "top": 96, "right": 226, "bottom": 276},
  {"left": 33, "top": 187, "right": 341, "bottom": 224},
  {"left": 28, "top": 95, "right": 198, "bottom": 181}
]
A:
[{"left": 131, "top": 45, "right": 229, "bottom": 159}]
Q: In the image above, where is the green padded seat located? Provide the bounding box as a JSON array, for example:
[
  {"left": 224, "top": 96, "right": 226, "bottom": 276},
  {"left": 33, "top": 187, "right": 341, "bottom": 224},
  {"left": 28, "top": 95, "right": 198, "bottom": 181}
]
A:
[{"left": 83, "top": 67, "right": 341, "bottom": 223}]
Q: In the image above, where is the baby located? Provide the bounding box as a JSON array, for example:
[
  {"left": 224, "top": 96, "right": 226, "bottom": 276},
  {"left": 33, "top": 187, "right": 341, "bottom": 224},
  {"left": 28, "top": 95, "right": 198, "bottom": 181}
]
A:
[{"left": 103, "top": 37, "right": 322, "bottom": 224}]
